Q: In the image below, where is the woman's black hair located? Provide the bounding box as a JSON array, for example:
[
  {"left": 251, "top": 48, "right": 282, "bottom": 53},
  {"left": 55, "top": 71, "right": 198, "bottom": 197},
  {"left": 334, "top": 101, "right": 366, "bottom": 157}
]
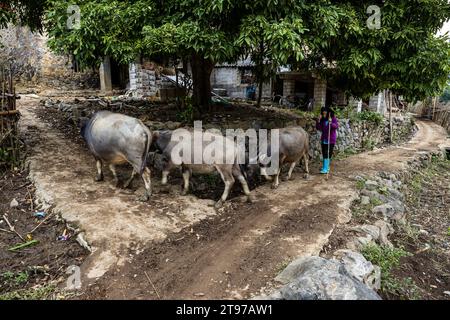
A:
[{"left": 320, "top": 106, "right": 335, "bottom": 120}]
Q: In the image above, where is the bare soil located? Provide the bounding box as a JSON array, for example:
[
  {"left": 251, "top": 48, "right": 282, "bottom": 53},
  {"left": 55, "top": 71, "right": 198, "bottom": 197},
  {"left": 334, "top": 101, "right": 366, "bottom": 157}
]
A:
[
  {"left": 387, "top": 159, "right": 450, "bottom": 300},
  {"left": 8, "top": 92, "right": 449, "bottom": 300},
  {"left": 0, "top": 170, "right": 88, "bottom": 297}
]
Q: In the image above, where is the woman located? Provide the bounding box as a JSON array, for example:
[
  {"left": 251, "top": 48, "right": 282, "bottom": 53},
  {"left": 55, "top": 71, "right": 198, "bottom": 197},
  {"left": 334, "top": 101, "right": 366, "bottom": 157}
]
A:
[{"left": 316, "top": 107, "right": 339, "bottom": 174}]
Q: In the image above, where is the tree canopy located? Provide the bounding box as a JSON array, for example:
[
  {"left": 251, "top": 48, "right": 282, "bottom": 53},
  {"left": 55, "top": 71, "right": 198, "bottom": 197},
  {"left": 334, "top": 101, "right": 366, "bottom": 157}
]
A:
[
  {"left": 44, "top": 0, "right": 450, "bottom": 107},
  {"left": 0, "top": 1, "right": 47, "bottom": 31}
]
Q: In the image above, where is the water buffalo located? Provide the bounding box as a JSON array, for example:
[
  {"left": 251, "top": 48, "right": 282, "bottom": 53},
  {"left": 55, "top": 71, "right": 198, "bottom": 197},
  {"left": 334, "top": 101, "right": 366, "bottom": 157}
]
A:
[
  {"left": 81, "top": 111, "right": 153, "bottom": 201},
  {"left": 251, "top": 126, "right": 310, "bottom": 189},
  {"left": 152, "top": 130, "right": 253, "bottom": 208}
]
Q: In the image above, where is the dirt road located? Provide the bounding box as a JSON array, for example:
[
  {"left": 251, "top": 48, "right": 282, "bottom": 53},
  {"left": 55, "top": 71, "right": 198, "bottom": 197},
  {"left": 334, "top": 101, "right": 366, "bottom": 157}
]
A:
[{"left": 17, "top": 94, "right": 449, "bottom": 299}]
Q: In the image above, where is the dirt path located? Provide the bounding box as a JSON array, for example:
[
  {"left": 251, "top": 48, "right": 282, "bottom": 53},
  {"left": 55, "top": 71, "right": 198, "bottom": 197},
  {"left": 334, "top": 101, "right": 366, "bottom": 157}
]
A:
[{"left": 17, "top": 95, "right": 449, "bottom": 299}]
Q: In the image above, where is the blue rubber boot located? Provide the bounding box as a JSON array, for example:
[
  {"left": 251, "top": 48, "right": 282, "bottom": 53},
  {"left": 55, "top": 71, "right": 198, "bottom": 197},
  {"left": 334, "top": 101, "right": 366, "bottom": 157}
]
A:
[{"left": 320, "top": 158, "right": 330, "bottom": 174}]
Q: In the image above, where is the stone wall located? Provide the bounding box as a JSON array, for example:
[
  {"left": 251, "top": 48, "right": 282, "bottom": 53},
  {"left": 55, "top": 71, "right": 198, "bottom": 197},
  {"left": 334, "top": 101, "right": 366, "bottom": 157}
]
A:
[
  {"left": 129, "top": 61, "right": 158, "bottom": 97},
  {"left": 0, "top": 25, "right": 98, "bottom": 90},
  {"left": 305, "top": 114, "right": 417, "bottom": 159}
]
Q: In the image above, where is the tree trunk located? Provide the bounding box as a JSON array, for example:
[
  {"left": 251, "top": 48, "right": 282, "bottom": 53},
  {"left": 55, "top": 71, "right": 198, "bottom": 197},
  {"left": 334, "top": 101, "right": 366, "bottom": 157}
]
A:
[
  {"left": 256, "top": 78, "right": 263, "bottom": 107},
  {"left": 191, "top": 54, "right": 214, "bottom": 112},
  {"left": 256, "top": 40, "right": 265, "bottom": 108}
]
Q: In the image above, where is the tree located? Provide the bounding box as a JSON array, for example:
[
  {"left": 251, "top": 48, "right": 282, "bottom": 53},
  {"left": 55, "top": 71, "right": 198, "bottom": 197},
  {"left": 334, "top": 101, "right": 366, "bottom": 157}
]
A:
[
  {"left": 303, "top": 0, "right": 450, "bottom": 102},
  {"left": 44, "top": 0, "right": 450, "bottom": 110},
  {"left": 140, "top": 1, "right": 341, "bottom": 110},
  {"left": 45, "top": 0, "right": 154, "bottom": 69},
  {"left": 0, "top": 1, "right": 47, "bottom": 31}
]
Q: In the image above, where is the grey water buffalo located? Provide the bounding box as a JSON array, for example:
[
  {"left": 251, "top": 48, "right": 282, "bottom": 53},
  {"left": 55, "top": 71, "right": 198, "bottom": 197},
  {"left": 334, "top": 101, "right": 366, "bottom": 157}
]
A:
[
  {"left": 253, "top": 126, "right": 310, "bottom": 189},
  {"left": 152, "top": 130, "right": 253, "bottom": 208},
  {"left": 80, "top": 111, "right": 153, "bottom": 201}
]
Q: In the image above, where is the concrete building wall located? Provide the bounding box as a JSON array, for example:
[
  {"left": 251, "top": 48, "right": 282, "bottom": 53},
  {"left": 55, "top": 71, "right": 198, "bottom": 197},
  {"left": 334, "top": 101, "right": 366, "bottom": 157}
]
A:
[
  {"left": 313, "top": 77, "right": 327, "bottom": 109},
  {"left": 210, "top": 67, "right": 271, "bottom": 99},
  {"left": 369, "top": 92, "right": 386, "bottom": 114},
  {"left": 283, "top": 79, "right": 295, "bottom": 97}
]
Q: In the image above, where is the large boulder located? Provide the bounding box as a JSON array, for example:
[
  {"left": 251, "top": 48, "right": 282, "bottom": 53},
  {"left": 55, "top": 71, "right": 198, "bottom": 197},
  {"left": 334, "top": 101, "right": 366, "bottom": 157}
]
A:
[{"left": 272, "top": 256, "right": 381, "bottom": 300}]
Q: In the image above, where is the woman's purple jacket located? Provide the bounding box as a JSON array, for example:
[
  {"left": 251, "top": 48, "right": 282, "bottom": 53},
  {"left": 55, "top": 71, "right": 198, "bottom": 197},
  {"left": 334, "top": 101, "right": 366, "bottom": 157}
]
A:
[{"left": 316, "top": 116, "right": 339, "bottom": 144}]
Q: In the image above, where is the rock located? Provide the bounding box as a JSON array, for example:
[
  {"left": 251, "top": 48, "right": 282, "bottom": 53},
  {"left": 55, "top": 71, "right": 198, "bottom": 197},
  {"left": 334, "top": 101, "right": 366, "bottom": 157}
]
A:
[
  {"left": 76, "top": 233, "right": 92, "bottom": 252},
  {"left": 387, "top": 187, "right": 404, "bottom": 201},
  {"left": 145, "top": 121, "right": 166, "bottom": 130},
  {"left": 355, "top": 235, "right": 374, "bottom": 248},
  {"left": 275, "top": 256, "right": 326, "bottom": 285},
  {"left": 374, "top": 220, "right": 394, "bottom": 247},
  {"left": 193, "top": 292, "right": 205, "bottom": 297},
  {"left": 388, "top": 199, "right": 405, "bottom": 214},
  {"left": 333, "top": 250, "right": 380, "bottom": 290},
  {"left": 361, "top": 190, "right": 388, "bottom": 203},
  {"left": 393, "top": 181, "right": 402, "bottom": 189},
  {"left": 165, "top": 121, "right": 182, "bottom": 130},
  {"left": 350, "top": 225, "right": 380, "bottom": 241},
  {"left": 392, "top": 211, "right": 406, "bottom": 223},
  {"left": 345, "top": 232, "right": 377, "bottom": 251},
  {"left": 372, "top": 204, "right": 395, "bottom": 219},
  {"left": 369, "top": 266, "right": 382, "bottom": 290},
  {"left": 419, "top": 229, "right": 429, "bottom": 236},
  {"left": 360, "top": 196, "right": 370, "bottom": 205},
  {"left": 364, "top": 180, "right": 379, "bottom": 191},
  {"left": 388, "top": 174, "right": 397, "bottom": 181},
  {"left": 273, "top": 256, "right": 381, "bottom": 300},
  {"left": 443, "top": 291, "right": 450, "bottom": 296},
  {"left": 10, "top": 199, "right": 19, "bottom": 208}
]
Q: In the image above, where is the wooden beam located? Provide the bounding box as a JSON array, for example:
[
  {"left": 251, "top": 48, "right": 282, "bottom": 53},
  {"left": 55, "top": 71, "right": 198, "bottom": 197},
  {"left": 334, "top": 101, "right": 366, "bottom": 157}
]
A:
[{"left": 0, "top": 110, "right": 20, "bottom": 116}]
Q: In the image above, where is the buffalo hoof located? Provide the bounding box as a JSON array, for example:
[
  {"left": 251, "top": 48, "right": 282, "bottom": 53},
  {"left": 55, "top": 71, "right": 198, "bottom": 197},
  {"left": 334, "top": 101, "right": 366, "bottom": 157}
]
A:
[
  {"left": 95, "top": 174, "right": 104, "bottom": 182},
  {"left": 181, "top": 189, "right": 189, "bottom": 196},
  {"left": 271, "top": 184, "right": 279, "bottom": 190},
  {"left": 304, "top": 173, "right": 310, "bottom": 180},
  {"left": 214, "top": 200, "right": 224, "bottom": 209},
  {"left": 246, "top": 195, "right": 255, "bottom": 203},
  {"left": 113, "top": 179, "right": 120, "bottom": 188}
]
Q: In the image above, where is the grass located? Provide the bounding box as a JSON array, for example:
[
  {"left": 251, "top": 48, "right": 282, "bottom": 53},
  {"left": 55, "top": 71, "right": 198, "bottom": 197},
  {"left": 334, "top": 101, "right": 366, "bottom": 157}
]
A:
[
  {"left": 370, "top": 197, "right": 383, "bottom": 207},
  {"left": 351, "top": 203, "right": 372, "bottom": 220},
  {"left": 356, "top": 179, "right": 366, "bottom": 190},
  {"left": 0, "top": 284, "right": 57, "bottom": 300},
  {"left": 407, "top": 157, "right": 449, "bottom": 205},
  {"left": 377, "top": 186, "right": 389, "bottom": 195},
  {"left": 1, "top": 271, "right": 29, "bottom": 286},
  {"left": 397, "top": 222, "right": 421, "bottom": 243},
  {"left": 335, "top": 147, "right": 358, "bottom": 160},
  {"left": 361, "top": 243, "right": 421, "bottom": 299},
  {"left": 362, "top": 137, "right": 376, "bottom": 151},
  {"left": 333, "top": 107, "right": 384, "bottom": 126}
]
